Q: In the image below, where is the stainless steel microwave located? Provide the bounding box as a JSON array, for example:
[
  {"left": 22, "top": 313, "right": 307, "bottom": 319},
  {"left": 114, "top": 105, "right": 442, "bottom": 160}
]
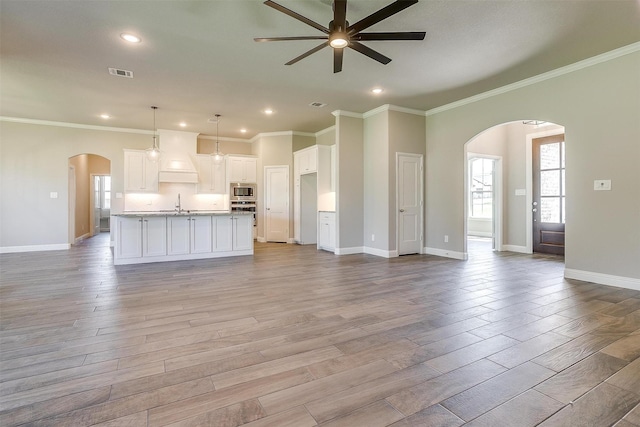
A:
[{"left": 230, "top": 183, "right": 256, "bottom": 201}]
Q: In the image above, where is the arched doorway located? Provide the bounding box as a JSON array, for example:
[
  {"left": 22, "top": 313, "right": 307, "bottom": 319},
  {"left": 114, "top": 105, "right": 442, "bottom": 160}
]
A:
[
  {"left": 464, "top": 120, "right": 565, "bottom": 258},
  {"left": 68, "top": 154, "right": 111, "bottom": 244}
]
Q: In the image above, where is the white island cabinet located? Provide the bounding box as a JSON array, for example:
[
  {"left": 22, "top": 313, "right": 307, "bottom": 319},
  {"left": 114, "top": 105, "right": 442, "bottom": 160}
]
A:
[
  {"left": 213, "top": 214, "right": 252, "bottom": 252},
  {"left": 115, "top": 216, "right": 166, "bottom": 260},
  {"left": 113, "top": 213, "right": 253, "bottom": 265},
  {"left": 167, "top": 216, "right": 212, "bottom": 255}
]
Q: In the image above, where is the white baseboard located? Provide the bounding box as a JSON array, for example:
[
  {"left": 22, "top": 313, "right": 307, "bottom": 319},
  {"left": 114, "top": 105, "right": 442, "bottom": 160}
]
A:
[
  {"left": 423, "top": 246, "right": 468, "bottom": 260},
  {"left": 468, "top": 231, "right": 492, "bottom": 238},
  {"left": 0, "top": 243, "right": 71, "bottom": 254},
  {"left": 502, "top": 244, "right": 531, "bottom": 254},
  {"left": 335, "top": 246, "right": 364, "bottom": 255},
  {"left": 564, "top": 268, "right": 640, "bottom": 291},
  {"left": 74, "top": 233, "right": 91, "bottom": 244},
  {"left": 256, "top": 236, "right": 266, "bottom": 243},
  {"left": 363, "top": 246, "right": 398, "bottom": 258}
]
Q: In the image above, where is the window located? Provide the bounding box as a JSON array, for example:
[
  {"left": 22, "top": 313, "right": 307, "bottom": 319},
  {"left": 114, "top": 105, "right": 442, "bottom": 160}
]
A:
[
  {"left": 539, "top": 141, "right": 565, "bottom": 223},
  {"left": 469, "top": 158, "right": 493, "bottom": 218}
]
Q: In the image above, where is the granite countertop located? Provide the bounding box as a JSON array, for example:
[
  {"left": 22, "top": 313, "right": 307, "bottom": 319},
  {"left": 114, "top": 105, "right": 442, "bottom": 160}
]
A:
[{"left": 113, "top": 210, "right": 252, "bottom": 217}]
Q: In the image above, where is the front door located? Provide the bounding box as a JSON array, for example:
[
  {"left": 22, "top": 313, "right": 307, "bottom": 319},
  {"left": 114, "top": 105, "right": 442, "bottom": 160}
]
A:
[
  {"left": 397, "top": 153, "right": 423, "bottom": 255},
  {"left": 532, "top": 134, "right": 565, "bottom": 255},
  {"left": 265, "top": 166, "right": 289, "bottom": 243}
]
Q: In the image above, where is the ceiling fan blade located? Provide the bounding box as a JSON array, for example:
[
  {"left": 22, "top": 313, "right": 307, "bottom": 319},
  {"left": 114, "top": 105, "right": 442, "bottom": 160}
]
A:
[
  {"left": 333, "top": 0, "right": 348, "bottom": 30},
  {"left": 285, "top": 42, "right": 329, "bottom": 65},
  {"left": 264, "top": 0, "right": 329, "bottom": 34},
  {"left": 334, "top": 47, "right": 344, "bottom": 73},
  {"left": 348, "top": 0, "right": 418, "bottom": 35},
  {"left": 254, "top": 36, "right": 329, "bottom": 42},
  {"left": 349, "top": 41, "right": 391, "bottom": 64},
  {"left": 355, "top": 31, "right": 426, "bottom": 41}
]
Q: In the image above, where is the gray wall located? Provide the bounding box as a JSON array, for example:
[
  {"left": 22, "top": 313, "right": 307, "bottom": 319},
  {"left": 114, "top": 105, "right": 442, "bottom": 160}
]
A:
[
  {"left": 252, "top": 133, "right": 294, "bottom": 241},
  {"left": 335, "top": 114, "right": 364, "bottom": 251},
  {"left": 425, "top": 51, "right": 640, "bottom": 279},
  {"left": 387, "top": 110, "right": 426, "bottom": 252},
  {"left": 363, "top": 111, "right": 389, "bottom": 251},
  {"left": 0, "top": 121, "right": 149, "bottom": 248}
]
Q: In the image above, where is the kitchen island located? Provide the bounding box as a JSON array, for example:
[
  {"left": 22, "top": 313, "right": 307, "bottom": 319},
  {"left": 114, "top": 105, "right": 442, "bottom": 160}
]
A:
[{"left": 112, "top": 211, "right": 253, "bottom": 265}]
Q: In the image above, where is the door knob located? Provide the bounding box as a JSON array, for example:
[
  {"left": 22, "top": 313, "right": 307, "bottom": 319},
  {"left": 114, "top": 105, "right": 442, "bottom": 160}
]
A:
[{"left": 399, "top": 209, "right": 405, "bottom": 212}]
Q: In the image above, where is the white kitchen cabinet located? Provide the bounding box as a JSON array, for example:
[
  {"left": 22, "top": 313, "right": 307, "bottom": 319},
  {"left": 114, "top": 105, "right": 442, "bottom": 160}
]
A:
[
  {"left": 142, "top": 216, "right": 167, "bottom": 257},
  {"left": 190, "top": 216, "right": 213, "bottom": 253},
  {"left": 228, "top": 156, "right": 257, "bottom": 183},
  {"left": 196, "top": 155, "right": 226, "bottom": 194},
  {"left": 113, "top": 214, "right": 252, "bottom": 265},
  {"left": 318, "top": 211, "right": 336, "bottom": 252},
  {"left": 213, "top": 215, "right": 252, "bottom": 252},
  {"left": 167, "top": 216, "right": 212, "bottom": 255},
  {"left": 296, "top": 146, "right": 318, "bottom": 175},
  {"left": 115, "top": 215, "right": 165, "bottom": 260},
  {"left": 232, "top": 215, "right": 253, "bottom": 251},
  {"left": 213, "top": 215, "right": 233, "bottom": 252},
  {"left": 115, "top": 216, "right": 143, "bottom": 259},
  {"left": 124, "top": 149, "right": 158, "bottom": 193}
]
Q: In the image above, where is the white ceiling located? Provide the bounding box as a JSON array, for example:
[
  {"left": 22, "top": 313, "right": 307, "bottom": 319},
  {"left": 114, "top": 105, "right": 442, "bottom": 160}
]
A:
[{"left": 2, "top": 0, "right": 639, "bottom": 139}]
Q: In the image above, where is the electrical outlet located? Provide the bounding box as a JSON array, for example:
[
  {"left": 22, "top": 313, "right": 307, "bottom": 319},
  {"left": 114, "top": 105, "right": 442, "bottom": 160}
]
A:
[
  {"left": 371, "top": 234, "right": 375, "bottom": 242},
  {"left": 444, "top": 235, "right": 449, "bottom": 243}
]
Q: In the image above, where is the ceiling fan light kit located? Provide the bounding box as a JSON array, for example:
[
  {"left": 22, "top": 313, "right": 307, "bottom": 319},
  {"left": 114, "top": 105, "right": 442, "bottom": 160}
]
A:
[{"left": 255, "top": 0, "right": 426, "bottom": 73}]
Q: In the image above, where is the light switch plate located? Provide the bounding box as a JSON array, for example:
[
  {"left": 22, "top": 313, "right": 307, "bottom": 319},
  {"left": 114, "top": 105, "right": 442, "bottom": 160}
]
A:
[
  {"left": 115, "top": 193, "right": 123, "bottom": 199},
  {"left": 515, "top": 189, "right": 526, "bottom": 196},
  {"left": 50, "top": 192, "right": 58, "bottom": 199},
  {"left": 594, "top": 180, "right": 611, "bottom": 191}
]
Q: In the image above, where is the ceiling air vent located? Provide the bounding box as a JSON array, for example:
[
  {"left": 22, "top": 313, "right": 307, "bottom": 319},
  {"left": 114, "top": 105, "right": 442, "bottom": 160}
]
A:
[
  {"left": 309, "top": 102, "right": 327, "bottom": 108},
  {"left": 108, "top": 68, "right": 134, "bottom": 78}
]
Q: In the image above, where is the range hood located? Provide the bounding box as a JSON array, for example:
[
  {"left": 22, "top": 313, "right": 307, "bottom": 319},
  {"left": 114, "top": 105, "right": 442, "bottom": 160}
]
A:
[{"left": 157, "top": 129, "right": 199, "bottom": 183}]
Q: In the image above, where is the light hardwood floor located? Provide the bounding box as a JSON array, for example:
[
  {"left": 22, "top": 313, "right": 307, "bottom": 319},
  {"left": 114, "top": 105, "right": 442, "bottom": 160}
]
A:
[{"left": 1, "top": 234, "right": 639, "bottom": 426}]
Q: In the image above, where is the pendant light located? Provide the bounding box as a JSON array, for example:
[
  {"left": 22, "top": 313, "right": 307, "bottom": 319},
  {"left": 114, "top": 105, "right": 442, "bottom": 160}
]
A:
[
  {"left": 146, "top": 106, "right": 160, "bottom": 162},
  {"left": 212, "top": 114, "right": 224, "bottom": 162}
]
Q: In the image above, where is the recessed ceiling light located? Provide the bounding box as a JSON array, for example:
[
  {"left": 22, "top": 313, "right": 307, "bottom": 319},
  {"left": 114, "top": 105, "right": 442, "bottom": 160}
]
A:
[
  {"left": 120, "top": 33, "right": 141, "bottom": 43},
  {"left": 372, "top": 88, "right": 383, "bottom": 94},
  {"left": 264, "top": 109, "right": 274, "bottom": 115},
  {"left": 100, "top": 114, "right": 111, "bottom": 119},
  {"left": 240, "top": 129, "right": 247, "bottom": 133},
  {"left": 179, "top": 122, "right": 187, "bottom": 127}
]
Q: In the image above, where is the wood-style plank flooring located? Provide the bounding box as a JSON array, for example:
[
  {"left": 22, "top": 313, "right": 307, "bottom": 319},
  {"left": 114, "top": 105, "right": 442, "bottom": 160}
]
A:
[{"left": 1, "top": 234, "right": 639, "bottom": 426}]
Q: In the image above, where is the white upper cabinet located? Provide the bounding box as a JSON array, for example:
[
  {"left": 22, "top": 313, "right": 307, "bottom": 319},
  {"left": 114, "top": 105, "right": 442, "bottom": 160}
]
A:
[
  {"left": 228, "top": 156, "right": 257, "bottom": 183},
  {"left": 196, "top": 155, "right": 227, "bottom": 194},
  {"left": 297, "top": 146, "right": 318, "bottom": 175},
  {"left": 124, "top": 149, "right": 159, "bottom": 193}
]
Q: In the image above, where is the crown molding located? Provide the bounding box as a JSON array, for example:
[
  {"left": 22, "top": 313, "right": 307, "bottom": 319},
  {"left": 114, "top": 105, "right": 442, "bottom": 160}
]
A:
[
  {"left": 363, "top": 104, "right": 425, "bottom": 118},
  {"left": 316, "top": 125, "right": 336, "bottom": 137},
  {"left": 0, "top": 116, "right": 152, "bottom": 134},
  {"left": 425, "top": 41, "right": 640, "bottom": 117},
  {"left": 197, "top": 135, "right": 252, "bottom": 143},
  {"left": 332, "top": 110, "right": 363, "bottom": 119}
]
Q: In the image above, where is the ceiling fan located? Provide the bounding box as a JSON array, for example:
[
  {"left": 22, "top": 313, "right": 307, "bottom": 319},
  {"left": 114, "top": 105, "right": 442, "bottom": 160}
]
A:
[{"left": 255, "top": 0, "right": 426, "bottom": 73}]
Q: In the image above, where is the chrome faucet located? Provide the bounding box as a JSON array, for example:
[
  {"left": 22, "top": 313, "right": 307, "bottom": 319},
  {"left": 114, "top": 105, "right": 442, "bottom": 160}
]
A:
[{"left": 175, "top": 193, "right": 181, "bottom": 213}]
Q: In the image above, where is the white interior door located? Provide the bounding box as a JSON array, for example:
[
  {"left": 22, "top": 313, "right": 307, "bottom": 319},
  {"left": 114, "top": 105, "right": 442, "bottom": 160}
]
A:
[
  {"left": 397, "top": 153, "right": 423, "bottom": 255},
  {"left": 265, "top": 166, "right": 289, "bottom": 243}
]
